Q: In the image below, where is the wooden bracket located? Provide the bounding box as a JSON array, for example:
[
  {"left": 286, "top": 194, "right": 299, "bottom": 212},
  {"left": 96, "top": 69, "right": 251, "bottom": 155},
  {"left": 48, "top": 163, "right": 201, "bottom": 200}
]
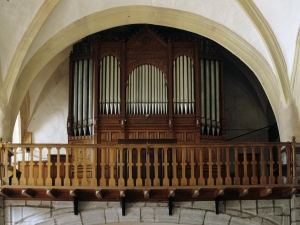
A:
[
  {"left": 95, "top": 190, "right": 102, "bottom": 199},
  {"left": 215, "top": 189, "right": 224, "bottom": 198},
  {"left": 260, "top": 188, "right": 272, "bottom": 197},
  {"left": 168, "top": 196, "right": 174, "bottom": 215},
  {"left": 22, "top": 189, "right": 35, "bottom": 198},
  {"left": 70, "top": 189, "right": 77, "bottom": 197},
  {"left": 192, "top": 189, "right": 200, "bottom": 198},
  {"left": 0, "top": 188, "right": 11, "bottom": 198},
  {"left": 143, "top": 190, "right": 150, "bottom": 199},
  {"left": 73, "top": 196, "right": 78, "bottom": 215},
  {"left": 282, "top": 187, "right": 297, "bottom": 197},
  {"left": 46, "top": 189, "right": 57, "bottom": 198},
  {"left": 168, "top": 189, "right": 175, "bottom": 198},
  {"left": 238, "top": 188, "right": 249, "bottom": 197}
]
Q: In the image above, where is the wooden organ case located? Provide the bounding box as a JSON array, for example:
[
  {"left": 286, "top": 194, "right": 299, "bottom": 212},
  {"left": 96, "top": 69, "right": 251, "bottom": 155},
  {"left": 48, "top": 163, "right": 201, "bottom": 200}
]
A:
[{"left": 67, "top": 25, "right": 226, "bottom": 145}]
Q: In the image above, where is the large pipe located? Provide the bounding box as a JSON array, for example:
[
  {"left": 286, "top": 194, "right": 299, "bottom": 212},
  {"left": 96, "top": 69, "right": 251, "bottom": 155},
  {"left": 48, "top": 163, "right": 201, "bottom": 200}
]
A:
[
  {"left": 200, "top": 59, "right": 205, "bottom": 134},
  {"left": 211, "top": 60, "right": 215, "bottom": 136},
  {"left": 205, "top": 59, "right": 211, "bottom": 135},
  {"left": 77, "top": 60, "right": 83, "bottom": 136},
  {"left": 216, "top": 60, "right": 220, "bottom": 135},
  {"left": 73, "top": 61, "right": 78, "bottom": 136},
  {"left": 88, "top": 59, "right": 93, "bottom": 135},
  {"left": 83, "top": 60, "right": 88, "bottom": 136}
]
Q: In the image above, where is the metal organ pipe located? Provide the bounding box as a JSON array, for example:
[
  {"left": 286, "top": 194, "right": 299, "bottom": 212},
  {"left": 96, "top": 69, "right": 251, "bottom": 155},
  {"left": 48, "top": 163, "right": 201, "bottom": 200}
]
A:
[
  {"left": 200, "top": 58, "right": 221, "bottom": 136},
  {"left": 99, "top": 56, "right": 121, "bottom": 115},
  {"left": 127, "top": 65, "right": 167, "bottom": 114},
  {"left": 173, "top": 55, "right": 195, "bottom": 114},
  {"left": 73, "top": 59, "right": 94, "bottom": 136}
]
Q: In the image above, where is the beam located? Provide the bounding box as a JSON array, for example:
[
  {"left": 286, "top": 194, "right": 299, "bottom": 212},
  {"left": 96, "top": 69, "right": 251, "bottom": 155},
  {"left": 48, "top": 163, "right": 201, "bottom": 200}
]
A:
[
  {"left": 121, "top": 197, "right": 126, "bottom": 216},
  {"left": 238, "top": 188, "right": 249, "bottom": 197},
  {"left": 143, "top": 190, "right": 150, "bottom": 199},
  {"left": 22, "top": 189, "right": 35, "bottom": 198},
  {"left": 0, "top": 188, "right": 11, "bottom": 198},
  {"left": 260, "top": 188, "right": 272, "bottom": 197},
  {"left": 70, "top": 189, "right": 77, "bottom": 197},
  {"left": 95, "top": 190, "right": 102, "bottom": 199},
  {"left": 215, "top": 195, "right": 221, "bottom": 215},
  {"left": 192, "top": 189, "right": 200, "bottom": 198},
  {"left": 46, "top": 189, "right": 57, "bottom": 198},
  {"left": 282, "top": 187, "right": 297, "bottom": 197}
]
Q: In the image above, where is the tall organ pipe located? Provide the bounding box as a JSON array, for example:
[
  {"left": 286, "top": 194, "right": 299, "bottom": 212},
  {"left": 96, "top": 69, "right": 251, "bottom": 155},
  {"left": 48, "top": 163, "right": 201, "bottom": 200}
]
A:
[
  {"left": 82, "top": 60, "right": 88, "bottom": 135},
  {"left": 173, "top": 55, "right": 195, "bottom": 114},
  {"left": 99, "top": 56, "right": 121, "bottom": 114},
  {"left": 73, "top": 61, "right": 78, "bottom": 136},
  {"left": 88, "top": 60, "right": 93, "bottom": 135},
  {"left": 77, "top": 61, "right": 83, "bottom": 136}
]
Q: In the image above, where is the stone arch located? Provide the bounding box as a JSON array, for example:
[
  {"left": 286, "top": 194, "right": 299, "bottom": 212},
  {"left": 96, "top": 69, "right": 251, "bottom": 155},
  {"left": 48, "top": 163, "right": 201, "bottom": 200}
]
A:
[{"left": 4, "top": 5, "right": 285, "bottom": 140}]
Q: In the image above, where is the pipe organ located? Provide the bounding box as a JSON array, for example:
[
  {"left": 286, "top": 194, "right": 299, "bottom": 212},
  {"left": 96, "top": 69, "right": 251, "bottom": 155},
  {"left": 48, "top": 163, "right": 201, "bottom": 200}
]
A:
[{"left": 68, "top": 25, "right": 225, "bottom": 144}]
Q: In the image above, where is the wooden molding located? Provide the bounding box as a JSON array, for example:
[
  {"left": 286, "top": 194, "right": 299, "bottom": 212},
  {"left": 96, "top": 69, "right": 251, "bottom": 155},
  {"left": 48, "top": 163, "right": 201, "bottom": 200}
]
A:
[
  {"left": 0, "top": 188, "right": 11, "bottom": 198},
  {"left": 46, "top": 189, "right": 57, "bottom": 198},
  {"left": 22, "top": 189, "right": 35, "bottom": 198},
  {"left": 238, "top": 188, "right": 249, "bottom": 197},
  {"left": 95, "top": 190, "right": 102, "bottom": 199},
  {"left": 282, "top": 187, "right": 297, "bottom": 197},
  {"left": 260, "top": 188, "right": 272, "bottom": 197}
]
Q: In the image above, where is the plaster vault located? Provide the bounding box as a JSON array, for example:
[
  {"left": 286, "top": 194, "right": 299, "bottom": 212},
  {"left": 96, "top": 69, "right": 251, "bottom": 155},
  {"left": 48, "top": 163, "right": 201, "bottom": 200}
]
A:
[{"left": 0, "top": 3, "right": 300, "bottom": 142}]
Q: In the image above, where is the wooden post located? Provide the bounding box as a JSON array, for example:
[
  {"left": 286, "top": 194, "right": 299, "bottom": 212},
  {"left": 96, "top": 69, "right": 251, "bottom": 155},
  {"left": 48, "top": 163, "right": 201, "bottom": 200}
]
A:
[
  {"left": 37, "top": 147, "right": 44, "bottom": 186},
  {"left": 242, "top": 147, "right": 249, "bottom": 185},
  {"left": 198, "top": 148, "right": 205, "bottom": 185},
  {"left": 45, "top": 147, "right": 52, "bottom": 186},
  {"left": 215, "top": 147, "right": 223, "bottom": 185},
  {"left": 145, "top": 147, "right": 151, "bottom": 186},
  {"left": 64, "top": 148, "right": 71, "bottom": 186},
  {"left": 82, "top": 148, "right": 88, "bottom": 186},
  {"left": 292, "top": 136, "right": 298, "bottom": 185},
  {"left": 136, "top": 148, "right": 142, "bottom": 186},
  {"left": 225, "top": 147, "right": 231, "bottom": 185},
  {"left": 12, "top": 147, "right": 18, "bottom": 185},
  {"left": 207, "top": 147, "right": 214, "bottom": 186},
  {"left": 127, "top": 148, "right": 134, "bottom": 187},
  {"left": 251, "top": 147, "right": 258, "bottom": 185},
  {"left": 99, "top": 148, "right": 106, "bottom": 186},
  {"left": 172, "top": 148, "right": 178, "bottom": 186},
  {"left": 153, "top": 148, "right": 160, "bottom": 186},
  {"left": 28, "top": 147, "right": 34, "bottom": 185},
  {"left": 190, "top": 148, "right": 196, "bottom": 186},
  {"left": 109, "top": 148, "right": 116, "bottom": 186},
  {"left": 260, "top": 146, "right": 267, "bottom": 185},
  {"left": 181, "top": 148, "right": 187, "bottom": 186},
  {"left": 55, "top": 148, "right": 61, "bottom": 186},
  {"left": 118, "top": 149, "right": 125, "bottom": 187}
]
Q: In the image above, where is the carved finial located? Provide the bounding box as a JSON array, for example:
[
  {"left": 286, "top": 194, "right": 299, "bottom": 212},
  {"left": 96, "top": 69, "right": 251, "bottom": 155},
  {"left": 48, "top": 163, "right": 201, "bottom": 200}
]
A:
[{"left": 292, "top": 136, "right": 296, "bottom": 143}]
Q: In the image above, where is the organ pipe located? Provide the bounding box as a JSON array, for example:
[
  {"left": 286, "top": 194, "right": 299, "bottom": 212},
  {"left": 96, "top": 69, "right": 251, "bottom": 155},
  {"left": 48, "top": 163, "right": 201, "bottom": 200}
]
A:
[
  {"left": 200, "top": 58, "right": 221, "bottom": 136},
  {"left": 173, "top": 55, "right": 195, "bottom": 114},
  {"left": 127, "top": 65, "right": 167, "bottom": 114},
  {"left": 99, "top": 56, "right": 121, "bottom": 114},
  {"left": 73, "top": 59, "right": 94, "bottom": 136}
]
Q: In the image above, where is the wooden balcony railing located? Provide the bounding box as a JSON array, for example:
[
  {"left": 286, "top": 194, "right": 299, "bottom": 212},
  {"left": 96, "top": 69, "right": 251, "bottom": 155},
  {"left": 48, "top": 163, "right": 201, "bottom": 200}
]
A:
[{"left": 0, "top": 138, "right": 298, "bottom": 201}]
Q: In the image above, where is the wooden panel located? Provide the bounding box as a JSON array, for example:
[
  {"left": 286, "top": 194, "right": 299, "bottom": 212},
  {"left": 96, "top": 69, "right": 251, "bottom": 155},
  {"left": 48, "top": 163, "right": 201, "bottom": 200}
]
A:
[
  {"left": 111, "top": 132, "right": 120, "bottom": 141},
  {"left": 100, "top": 133, "right": 108, "bottom": 142},
  {"left": 149, "top": 132, "right": 156, "bottom": 139},
  {"left": 186, "top": 132, "right": 194, "bottom": 141}
]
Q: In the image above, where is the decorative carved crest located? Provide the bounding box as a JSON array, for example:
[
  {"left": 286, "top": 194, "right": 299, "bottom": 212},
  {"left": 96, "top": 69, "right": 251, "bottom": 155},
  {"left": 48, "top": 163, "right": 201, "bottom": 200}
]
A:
[{"left": 127, "top": 27, "right": 167, "bottom": 53}]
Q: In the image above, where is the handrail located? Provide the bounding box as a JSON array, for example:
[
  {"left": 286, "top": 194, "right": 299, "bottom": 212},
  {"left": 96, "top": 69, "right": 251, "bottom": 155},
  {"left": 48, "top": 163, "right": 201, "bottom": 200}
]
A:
[{"left": 0, "top": 138, "right": 297, "bottom": 189}]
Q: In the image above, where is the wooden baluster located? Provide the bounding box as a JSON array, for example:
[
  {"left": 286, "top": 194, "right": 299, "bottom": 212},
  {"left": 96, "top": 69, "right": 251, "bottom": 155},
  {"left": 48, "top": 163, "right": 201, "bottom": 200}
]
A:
[
  {"left": 198, "top": 148, "right": 205, "bottom": 185},
  {"left": 19, "top": 147, "right": 26, "bottom": 185},
  {"left": 181, "top": 148, "right": 187, "bottom": 186},
  {"left": 100, "top": 148, "right": 106, "bottom": 186},
  {"left": 28, "top": 147, "right": 34, "bottom": 185},
  {"left": 136, "top": 148, "right": 142, "bottom": 186},
  {"left": 127, "top": 148, "right": 134, "bottom": 187},
  {"left": 45, "top": 147, "right": 52, "bottom": 186},
  {"left": 1, "top": 146, "right": 9, "bottom": 185},
  {"left": 190, "top": 148, "right": 196, "bottom": 186},
  {"left": 118, "top": 149, "right": 125, "bottom": 187},
  {"left": 109, "top": 148, "right": 116, "bottom": 186},
  {"left": 90, "top": 147, "right": 97, "bottom": 186},
  {"left": 277, "top": 145, "right": 283, "bottom": 184},
  {"left": 260, "top": 146, "right": 267, "bottom": 185},
  {"left": 163, "top": 148, "right": 169, "bottom": 186},
  {"left": 64, "top": 147, "right": 71, "bottom": 186},
  {"left": 172, "top": 148, "right": 178, "bottom": 186},
  {"left": 145, "top": 147, "right": 151, "bottom": 186},
  {"left": 292, "top": 137, "right": 298, "bottom": 184},
  {"left": 234, "top": 147, "right": 240, "bottom": 185},
  {"left": 242, "top": 147, "right": 249, "bottom": 185},
  {"left": 225, "top": 147, "right": 231, "bottom": 185},
  {"left": 11, "top": 147, "right": 18, "bottom": 185},
  {"left": 82, "top": 148, "right": 88, "bottom": 186},
  {"left": 55, "top": 147, "right": 61, "bottom": 186},
  {"left": 268, "top": 146, "right": 275, "bottom": 184},
  {"left": 207, "top": 147, "right": 214, "bottom": 185},
  {"left": 37, "top": 148, "right": 43, "bottom": 186},
  {"left": 153, "top": 148, "right": 160, "bottom": 186},
  {"left": 216, "top": 147, "right": 223, "bottom": 185},
  {"left": 286, "top": 144, "right": 291, "bottom": 184},
  {"left": 73, "top": 147, "right": 79, "bottom": 186},
  {"left": 251, "top": 147, "right": 258, "bottom": 185}
]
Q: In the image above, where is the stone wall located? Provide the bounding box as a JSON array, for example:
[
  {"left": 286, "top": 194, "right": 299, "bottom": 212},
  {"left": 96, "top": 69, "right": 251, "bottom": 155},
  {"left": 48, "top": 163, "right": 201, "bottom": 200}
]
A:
[{"left": 1, "top": 196, "right": 299, "bottom": 225}]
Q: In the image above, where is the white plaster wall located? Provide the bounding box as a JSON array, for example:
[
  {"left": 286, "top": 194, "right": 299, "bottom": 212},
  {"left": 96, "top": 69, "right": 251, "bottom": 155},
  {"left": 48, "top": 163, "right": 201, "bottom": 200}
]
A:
[
  {"left": 27, "top": 60, "right": 68, "bottom": 144},
  {"left": 0, "top": 0, "right": 43, "bottom": 80},
  {"left": 253, "top": 0, "right": 300, "bottom": 76},
  {"left": 24, "top": 0, "right": 273, "bottom": 74}
]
